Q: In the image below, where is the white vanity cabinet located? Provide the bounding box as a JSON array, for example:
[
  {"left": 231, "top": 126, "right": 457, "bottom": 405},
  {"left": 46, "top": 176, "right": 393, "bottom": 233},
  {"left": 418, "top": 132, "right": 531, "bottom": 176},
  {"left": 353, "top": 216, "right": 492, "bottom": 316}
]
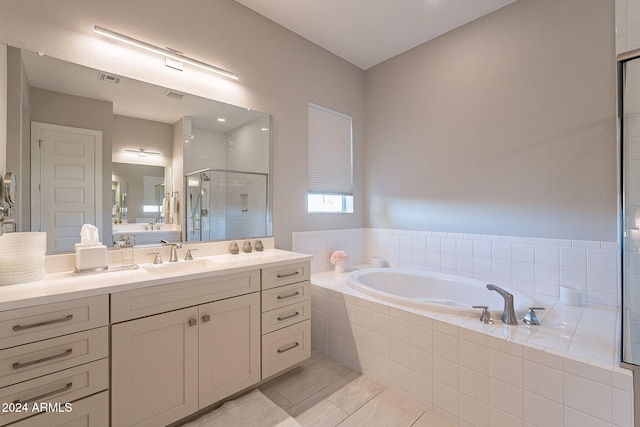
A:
[
  {"left": 261, "top": 262, "right": 312, "bottom": 379},
  {"left": 0, "top": 295, "right": 109, "bottom": 427},
  {"left": 0, "top": 251, "right": 311, "bottom": 427},
  {"left": 110, "top": 271, "right": 261, "bottom": 427}
]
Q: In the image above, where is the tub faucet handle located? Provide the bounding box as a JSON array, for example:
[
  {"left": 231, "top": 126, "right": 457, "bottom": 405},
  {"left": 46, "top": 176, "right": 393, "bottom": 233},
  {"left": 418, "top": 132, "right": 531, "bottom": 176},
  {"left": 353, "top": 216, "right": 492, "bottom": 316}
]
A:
[
  {"left": 472, "top": 306, "right": 494, "bottom": 324},
  {"left": 523, "top": 307, "right": 545, "bottom": 326}
]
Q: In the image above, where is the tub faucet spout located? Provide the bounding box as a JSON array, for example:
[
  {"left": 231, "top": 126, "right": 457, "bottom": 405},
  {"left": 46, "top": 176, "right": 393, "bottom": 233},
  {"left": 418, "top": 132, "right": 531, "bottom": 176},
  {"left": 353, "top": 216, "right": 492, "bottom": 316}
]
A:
[{"left": 486, "top": 284, "right": 518, "bottom": 325}]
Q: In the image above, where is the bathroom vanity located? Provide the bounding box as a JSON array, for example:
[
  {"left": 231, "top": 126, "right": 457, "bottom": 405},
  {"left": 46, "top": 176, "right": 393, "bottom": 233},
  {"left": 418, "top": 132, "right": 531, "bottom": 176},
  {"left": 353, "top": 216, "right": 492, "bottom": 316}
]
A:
[{"left": 0, "top": 248, "right": 311, "bottom": 427}]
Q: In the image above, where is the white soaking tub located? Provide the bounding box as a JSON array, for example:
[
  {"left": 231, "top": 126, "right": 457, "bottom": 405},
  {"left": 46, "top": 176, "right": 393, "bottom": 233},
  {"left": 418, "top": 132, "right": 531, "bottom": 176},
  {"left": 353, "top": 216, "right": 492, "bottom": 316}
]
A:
[{"left": 346, "top": 268, "right": 533, "bottom": 317}]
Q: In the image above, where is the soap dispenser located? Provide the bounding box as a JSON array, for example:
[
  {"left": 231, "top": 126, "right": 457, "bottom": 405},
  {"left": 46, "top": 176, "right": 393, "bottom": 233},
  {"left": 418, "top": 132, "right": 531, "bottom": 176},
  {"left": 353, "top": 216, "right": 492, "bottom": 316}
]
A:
[{"left": 119, "top": 236, "right": 136, "bottom": 269}]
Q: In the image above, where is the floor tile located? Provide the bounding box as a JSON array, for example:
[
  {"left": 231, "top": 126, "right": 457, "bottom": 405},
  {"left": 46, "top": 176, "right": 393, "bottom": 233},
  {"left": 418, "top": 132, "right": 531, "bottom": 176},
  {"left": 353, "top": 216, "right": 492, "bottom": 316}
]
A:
[
  {"left": 318, "top": 371, "right": 362, "bottom": 398},
  {"left": 259, "top": 386, "right": 293, "bottom": 411},
  {"left": 336, "top": 389, "right": 424, "bottom": 427},
  {"left": 263, "top": 352, "right": 455, "bottom": 427},
  {"left": 294, "top": 399, "right": 349, "bottom": 427},
  {"left": 288, "top": 392, "right": 327, "bottom": 418},
  {"left": 262, "top": 356, "right": 353, "bottom": 405},
  {"left": 411, "top": 411, "right": 457, "bottom": 427},
  {"left": 327, "top": 375, "right": 386, "bottom": 414}
]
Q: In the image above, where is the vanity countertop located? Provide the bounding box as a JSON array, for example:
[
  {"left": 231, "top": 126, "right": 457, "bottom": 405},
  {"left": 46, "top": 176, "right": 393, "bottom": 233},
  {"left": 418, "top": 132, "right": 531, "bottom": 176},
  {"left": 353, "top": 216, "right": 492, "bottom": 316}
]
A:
[{"left": 0, "top": 249, "right": 311, "bottom": 311}]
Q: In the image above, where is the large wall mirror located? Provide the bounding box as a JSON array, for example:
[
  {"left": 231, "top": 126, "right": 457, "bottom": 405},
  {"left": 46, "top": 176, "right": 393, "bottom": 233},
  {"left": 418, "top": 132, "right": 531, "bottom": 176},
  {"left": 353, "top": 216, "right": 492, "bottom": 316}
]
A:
[{"left": 4, "top": 46, "right": 272, "bottom": 253}]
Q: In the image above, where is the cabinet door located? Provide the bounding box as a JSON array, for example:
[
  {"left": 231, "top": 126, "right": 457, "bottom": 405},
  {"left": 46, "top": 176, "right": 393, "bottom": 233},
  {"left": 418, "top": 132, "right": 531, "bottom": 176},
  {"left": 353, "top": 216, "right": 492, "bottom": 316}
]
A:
[
  {"left": 111, "top": 307, "right": 198, "bottom": 427},
  {"left": 198, "top": 292, "right": 260, "bottom": 408}
]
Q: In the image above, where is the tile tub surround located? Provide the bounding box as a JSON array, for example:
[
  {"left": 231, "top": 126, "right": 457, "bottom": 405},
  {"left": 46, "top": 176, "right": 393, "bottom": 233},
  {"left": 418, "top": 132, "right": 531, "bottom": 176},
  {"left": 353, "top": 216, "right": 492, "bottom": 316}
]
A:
[
  {"left": 292, "top": 228, "right": 620, "bottom": 307},
  {"left": 310, "top": 270, "right": 634, "bottom": 427}
]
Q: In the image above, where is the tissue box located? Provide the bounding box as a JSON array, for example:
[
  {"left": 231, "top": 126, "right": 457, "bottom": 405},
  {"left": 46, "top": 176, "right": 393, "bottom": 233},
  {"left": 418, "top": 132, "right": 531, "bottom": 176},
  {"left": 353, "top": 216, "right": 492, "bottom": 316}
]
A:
[{"left": 75, "top": 244, "right": 108, "bottom": 272}]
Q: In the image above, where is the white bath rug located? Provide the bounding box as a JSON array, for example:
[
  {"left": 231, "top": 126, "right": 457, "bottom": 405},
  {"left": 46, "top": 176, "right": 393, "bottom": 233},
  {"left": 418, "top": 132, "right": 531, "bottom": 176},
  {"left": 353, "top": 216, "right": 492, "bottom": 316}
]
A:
[{"left": 180, "top": 389, "right": 301, "bottom": 427}]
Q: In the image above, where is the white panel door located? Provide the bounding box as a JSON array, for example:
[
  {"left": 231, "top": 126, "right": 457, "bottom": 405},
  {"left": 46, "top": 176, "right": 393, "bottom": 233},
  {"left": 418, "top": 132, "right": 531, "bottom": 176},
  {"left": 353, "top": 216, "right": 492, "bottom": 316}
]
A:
[{"left": 31, "top": 122, "right": 102, "bottom": 253}]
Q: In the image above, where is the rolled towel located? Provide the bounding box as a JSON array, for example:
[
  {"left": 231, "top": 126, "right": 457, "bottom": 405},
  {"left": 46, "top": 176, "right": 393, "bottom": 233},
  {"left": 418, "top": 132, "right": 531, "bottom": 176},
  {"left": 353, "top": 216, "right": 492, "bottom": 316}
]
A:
[
  {"left": 170, "top": 195, "right": 178, "bottom": 223},
  {"left": 161, "top": 197, "right": 168, "bottom": 219}
]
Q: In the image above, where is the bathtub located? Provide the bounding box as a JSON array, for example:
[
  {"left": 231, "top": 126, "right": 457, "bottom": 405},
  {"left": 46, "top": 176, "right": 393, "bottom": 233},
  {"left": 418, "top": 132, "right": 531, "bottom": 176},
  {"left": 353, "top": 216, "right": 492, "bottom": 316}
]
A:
[{"left": 346, "top": 268, "right": 533, "bottom": 317}]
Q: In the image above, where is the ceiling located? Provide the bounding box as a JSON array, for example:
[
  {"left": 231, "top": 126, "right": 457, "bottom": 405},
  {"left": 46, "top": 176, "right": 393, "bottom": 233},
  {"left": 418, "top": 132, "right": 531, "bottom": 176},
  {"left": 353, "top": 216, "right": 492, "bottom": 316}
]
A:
[
  {"left": 234, "top": 0, "right": 518, "bottom": 70},
  {"left": 21, "top": 50, "right": 265, "bottom": 131}
]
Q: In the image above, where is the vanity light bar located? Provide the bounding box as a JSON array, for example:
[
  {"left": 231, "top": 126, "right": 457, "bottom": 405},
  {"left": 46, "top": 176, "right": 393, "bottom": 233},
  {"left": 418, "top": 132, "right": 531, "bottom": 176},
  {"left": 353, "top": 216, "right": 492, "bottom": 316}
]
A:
[
  {"left": 94, "top": 25, "right": 239, "bottom": 81},
  {"left": 124, "top": 148, "right": 160, "bottom": 157}
]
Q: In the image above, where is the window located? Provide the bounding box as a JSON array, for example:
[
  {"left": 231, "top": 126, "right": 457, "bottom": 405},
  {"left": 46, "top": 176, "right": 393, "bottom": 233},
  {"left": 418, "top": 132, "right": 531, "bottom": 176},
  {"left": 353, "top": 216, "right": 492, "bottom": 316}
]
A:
[{"left": 307, "top": 103, "right": 353, "bottom": 213}]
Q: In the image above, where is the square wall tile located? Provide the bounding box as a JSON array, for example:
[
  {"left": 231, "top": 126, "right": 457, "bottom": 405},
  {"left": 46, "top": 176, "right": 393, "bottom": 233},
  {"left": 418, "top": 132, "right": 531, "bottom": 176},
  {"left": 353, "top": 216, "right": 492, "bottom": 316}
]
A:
[
  {"left": 535, "top": 245, "right": 559, "bottom": 265},
  {"left": 433, "top": 331, "right": 459, "bottom": 362},
  {"left": 523, "top": 360, "right": 563, "bottom": 403},
  {"left": 563, "top": 373, "right": 612, "bottom": 422},
  {"left": 523, "top": 392, "right": 563, "bottom": 427},
  {"left": 490, "top": 349, "right": 523, "bottom": 389},
  {"left": 489, "top": 378, "right": 523, "bottom": 419},
  {"left": 459, "top": 394, "right": 489, "bottom": 427}
]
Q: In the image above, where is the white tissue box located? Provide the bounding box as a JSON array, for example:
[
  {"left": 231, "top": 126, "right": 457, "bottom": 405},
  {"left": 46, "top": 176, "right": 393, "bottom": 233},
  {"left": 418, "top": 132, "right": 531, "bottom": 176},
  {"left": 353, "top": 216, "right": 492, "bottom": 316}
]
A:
[{"left": 75, "top": 244, "right": 108, "bottom": 272}]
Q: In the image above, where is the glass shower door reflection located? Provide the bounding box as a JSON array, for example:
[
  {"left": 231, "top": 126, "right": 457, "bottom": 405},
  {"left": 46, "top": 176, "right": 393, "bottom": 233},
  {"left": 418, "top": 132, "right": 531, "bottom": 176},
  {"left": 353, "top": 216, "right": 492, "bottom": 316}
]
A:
[{"left": 185, "top": 169, "right": 268, "bottom": 243}]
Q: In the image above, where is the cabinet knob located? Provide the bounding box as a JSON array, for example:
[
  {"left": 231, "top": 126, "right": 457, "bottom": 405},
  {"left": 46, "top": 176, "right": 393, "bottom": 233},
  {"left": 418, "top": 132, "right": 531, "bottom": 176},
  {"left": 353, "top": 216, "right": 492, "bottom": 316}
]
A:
[
  {"left": 202, "top": 314, "right": 211, "bottom": 323},
  {"left": 188, "top": 318, "right": 198, "bottom": 327}
]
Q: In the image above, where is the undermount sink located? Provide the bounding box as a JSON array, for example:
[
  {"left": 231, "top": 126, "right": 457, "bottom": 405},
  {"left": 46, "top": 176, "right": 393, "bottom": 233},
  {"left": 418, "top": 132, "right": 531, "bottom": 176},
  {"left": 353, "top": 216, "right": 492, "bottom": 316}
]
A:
[{"left": 142, "top": 259, "right": 216, "bottom": 275}]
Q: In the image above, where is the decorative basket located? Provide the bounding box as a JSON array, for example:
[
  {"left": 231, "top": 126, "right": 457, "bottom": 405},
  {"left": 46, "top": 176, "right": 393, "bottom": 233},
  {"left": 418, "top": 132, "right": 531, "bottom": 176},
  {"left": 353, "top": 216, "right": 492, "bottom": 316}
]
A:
[{"left": 0, "top": 232, "right": 46, "bottom": 285}]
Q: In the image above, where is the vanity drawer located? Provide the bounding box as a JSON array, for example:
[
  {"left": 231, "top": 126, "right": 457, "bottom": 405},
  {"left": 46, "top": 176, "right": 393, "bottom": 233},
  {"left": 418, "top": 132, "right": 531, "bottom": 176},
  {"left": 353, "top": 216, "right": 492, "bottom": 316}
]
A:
[
  {"left": 111, "top": 270, "right": 260, "bottom": 322},
  {"left": 7, "top": 390, "right": 109, "bottom": 427},
  {"left": 262, "top": 300, "right": 311, "bottom": 334},
  {"left": 261, "top": 320, "right": 311, "bottom": 379},
  {"left": 0, "top": 358, "right": 109, "bottom": 426},
  {"left": 0, "top": 296, "right": 109, "bottom": 350},
  {"left": 261, "top": 262, "right": 310, "bottom": 290},
  {"left": 261, "top": 281, "right": 310, "bottom": 313},
  {"left": 0, "top": 327, "right": 108, "bottom": 388}
]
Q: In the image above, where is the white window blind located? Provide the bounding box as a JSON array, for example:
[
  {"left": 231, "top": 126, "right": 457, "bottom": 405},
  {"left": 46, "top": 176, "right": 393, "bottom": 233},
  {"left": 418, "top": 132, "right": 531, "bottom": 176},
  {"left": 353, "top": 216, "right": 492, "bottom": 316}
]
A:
[{"left": 308, "top": 103, "right": 353, "bottom": 195}]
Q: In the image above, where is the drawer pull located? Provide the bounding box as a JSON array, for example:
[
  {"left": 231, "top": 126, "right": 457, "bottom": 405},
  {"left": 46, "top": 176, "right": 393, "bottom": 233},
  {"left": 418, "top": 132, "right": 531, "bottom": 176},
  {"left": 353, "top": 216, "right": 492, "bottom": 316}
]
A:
[
  {"left": 277, "top": 312, "right": 300, "bottom": 322},
  {"left": 12, "top": 348, "right": 73, "bottom": 370},
  {"left": 277, "top": 291, "right": 300, "bottom": 300},
  {"left": 188, "top": 318, "right": 198, "bottom": 327},
  {"left": 202, "top": 314, "right": 211, "bottom": 323},
  {"left": 13, "top": 315, "right": 74, "bottom": 332},
  {"left": 277, "top": 342, "right": 300, "bottom": 354},
  {"left": 277, "top": 271, "right": 300, "bottom": 279},
  {"left": 13, "top": 382, "right": 73, "bottom": 405}
]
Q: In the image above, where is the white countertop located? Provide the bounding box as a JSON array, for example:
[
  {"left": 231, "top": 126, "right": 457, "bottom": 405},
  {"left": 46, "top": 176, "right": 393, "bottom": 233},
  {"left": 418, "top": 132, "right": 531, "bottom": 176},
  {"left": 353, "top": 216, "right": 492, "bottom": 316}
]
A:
[
  {"left": 0, "top": 249, "right": 311, "bottom": 311},
  {"left": 312, "top": 266, "right": 626, "bottom": 375}
]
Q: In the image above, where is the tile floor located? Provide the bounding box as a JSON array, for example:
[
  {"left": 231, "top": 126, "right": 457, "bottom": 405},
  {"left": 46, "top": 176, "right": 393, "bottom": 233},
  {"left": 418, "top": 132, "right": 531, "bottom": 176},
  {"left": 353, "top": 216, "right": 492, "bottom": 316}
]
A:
[{"left": 259, "top": 351, "right": 455, "bottom": 427}]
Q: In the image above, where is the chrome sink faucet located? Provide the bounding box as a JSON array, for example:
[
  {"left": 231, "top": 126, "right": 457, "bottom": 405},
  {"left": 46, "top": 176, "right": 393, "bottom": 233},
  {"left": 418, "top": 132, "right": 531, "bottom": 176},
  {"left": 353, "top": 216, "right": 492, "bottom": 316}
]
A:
[
  {"left": 486, "top": 284, "right": 518, "bottom": 325},
  {"left": 161, "top": 240, "right": 182, "bottom": 263}
]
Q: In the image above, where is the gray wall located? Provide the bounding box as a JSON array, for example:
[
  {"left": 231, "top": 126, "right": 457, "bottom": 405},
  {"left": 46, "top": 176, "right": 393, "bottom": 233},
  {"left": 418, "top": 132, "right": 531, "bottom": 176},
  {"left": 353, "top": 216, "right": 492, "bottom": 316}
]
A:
[
  {"left": 364, "top": 0, "right": 617, "bottom": 241},
  {"left": 0, "top": 0, "right": 366, "bottom": 250}
]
